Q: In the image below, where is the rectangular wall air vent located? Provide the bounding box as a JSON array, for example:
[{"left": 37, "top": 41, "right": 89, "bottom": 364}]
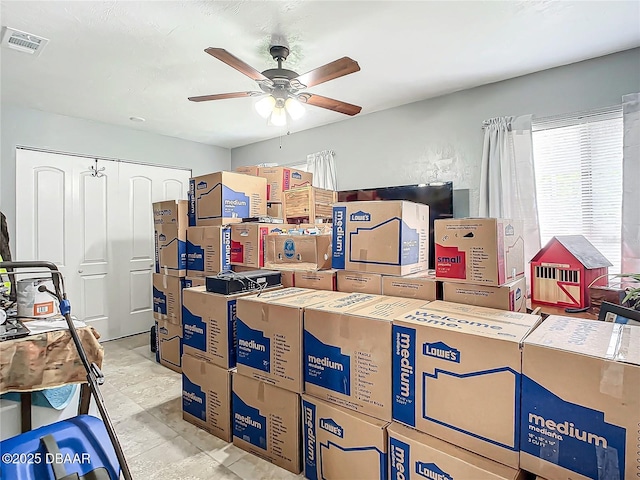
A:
[{"left": 2, "top": 27, "right": 49, "bottom": 56}]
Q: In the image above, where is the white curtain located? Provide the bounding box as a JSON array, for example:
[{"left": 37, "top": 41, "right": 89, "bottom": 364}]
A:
[
  {"left": 307, "top": 150, "right": 337, "bottom": 190},
  {"left": 479, "top": 115, "right": 541, "bottom": 286},
  {"left": 622, "top": 93, "right": 640, "bottom": 274}
]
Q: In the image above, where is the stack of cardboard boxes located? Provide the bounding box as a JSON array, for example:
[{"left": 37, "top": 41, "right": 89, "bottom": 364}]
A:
[
  {"left": 435, "top": 218, "right": 527, "bottom": 312},
  {"left": 160, "top": 184, "right": 638, "bottom": 480}
]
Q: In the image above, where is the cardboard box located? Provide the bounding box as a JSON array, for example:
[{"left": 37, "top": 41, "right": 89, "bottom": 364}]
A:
[
  {"left": 443, "top": 277, "right": 527, "bottom": 312},
  {"left": 153, "top": 199, "right": 188, "bottom": 227},
  {"left": 265, "top": 234, "right": 332, "bottom": 271},
  {"left": 301, "top": 395, "right": 389, "bottom": 480},
  {"left": 184, "top": 276, "right": 205, "bottom": 288},
  {"left": 235, "top": 165, "right": 259, "bottom": 176},
  {"left": 388, "top": 422, "right": 527, "bottom": 480},
  {"left": 275, "top": 269, "right": 296, "bottom": 287},
  {"left": 391, "top": 304, "right": 541, "bottom": 468},
  {"left": 153, "top": 274, "right": 184, "bottom": 324},
  {"left": 267, "top": 202, "right": 284, "bottom": 219},
  {"left": 434, "top": 218, "right": 525, "bottom": 286},
  {"left": 181, "top": 286, "right": 259, "bottom": 369},
  {"left": 336, "top": 271, "right": 382, "bottom": 294},
  {"left": 294, "top": 269, "right": 337, "bottom": 291},
  {"left": 188, "top": 171, "right": 267, "bottom": 227},
  {"left": 519, "top": 316, "right": 640, "bottom": 480},
  {"left": 305, "top": 295, "right": 428, "bottom": 421},
  {"left": 230, "top": 223, "right": 289, "bottom": 268},
  {"left": 236, "top": 289, "right": 344, "bottom": 393},
  {"left": 232, "top": 373, "right": 301, "bottom": 474},
  {"left": 182, "top": 354, "right": 232, "bottom": 441},
  {"left": 156, "top": 320, "right": 182, "bottom": 373},
  {"left": 332, "top": 201, "right": 429, "bottom": 276},
  {"left": 155, "top": 225, "right": 187, "bottom": 277},
  {"left": 258, "top": 166, "right": 313, "bottom": 202},
  {"left": 186, "top": 226, "right": 231, "bottom": 276},
  {"left": 284, "top": 186, "right": 336, "bottom": 220},
  {"left": 382, "top": 271, "right": 438, "bottom": 301}
]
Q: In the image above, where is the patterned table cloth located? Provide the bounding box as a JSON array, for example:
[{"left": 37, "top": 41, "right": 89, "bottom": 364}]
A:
[{"left": 0, "top": 326, "right": 103, "bottom": 394}]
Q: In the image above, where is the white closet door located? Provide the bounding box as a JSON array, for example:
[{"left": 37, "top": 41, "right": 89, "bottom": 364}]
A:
[
  {"left": 16, "top": 149, "right": 190, "bottom": 340},
  {"left": 114, "top": 162, "right": 189, "bottom": 338},
  {"left": 16, "top": 150, "right": 118, "bottom": 338}
]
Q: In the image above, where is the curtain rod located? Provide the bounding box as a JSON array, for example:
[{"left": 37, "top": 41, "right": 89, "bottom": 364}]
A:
[{"left": 16, "top": 145, "right": 193, "bottom": 172}]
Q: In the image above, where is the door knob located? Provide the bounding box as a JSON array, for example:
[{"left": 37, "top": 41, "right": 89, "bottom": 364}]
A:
[{"left": 78, "top": 270, "right": 83, "bottom": 273}]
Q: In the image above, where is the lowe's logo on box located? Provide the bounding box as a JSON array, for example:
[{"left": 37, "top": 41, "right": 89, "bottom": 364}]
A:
[
  {"left": 159, "top": 233, "right": 167, "bottom": 241},
  {"left": 422, "top": 341, "right": 460, "bottom": 363},
  {"left": 515, "top": 288, "right": 522, "bottom": 301},
  {"left": 505, "top": 224, "right": 514, "bottom": 236},
  {"left": 284, "top": 239, "right": 296, "bottom": 259},
  {"left": 416, "top": 462, "right": 453, "bottom": 480},
  {"left": 292, "top": 172, "right": 302, "bottom": 180},
  {"left": 197, "top": 181, "right": 208, "bottom": 190},
  {"left": 319, "top": 418, "right": 344, "bottom": 438},
  {"left": 350, "top": 210, "right": 371, "bottom": 222}
]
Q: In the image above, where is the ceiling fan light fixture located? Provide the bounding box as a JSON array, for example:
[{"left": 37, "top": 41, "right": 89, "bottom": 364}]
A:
[
  {"left": 285, "top": 97, "right": 305, "bottom": 120},
  {"left": 255, "top": 95, "right": 276, "bottom": 118},
  {"left": 269, "top": 107, "right": 287, "bottom": 127}
]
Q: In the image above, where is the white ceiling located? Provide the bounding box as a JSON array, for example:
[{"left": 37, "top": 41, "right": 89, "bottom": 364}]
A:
[{"left": 1, "top": 1, "right": 639, "bottom": 149}]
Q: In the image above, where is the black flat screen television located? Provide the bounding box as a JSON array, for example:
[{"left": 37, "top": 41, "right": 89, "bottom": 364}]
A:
[{"left": 338, "top": 182, "right": 454, "bottom": 269}]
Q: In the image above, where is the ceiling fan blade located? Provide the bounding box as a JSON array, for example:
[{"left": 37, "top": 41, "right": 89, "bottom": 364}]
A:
[
  {"left": 205, "top": 48, "right": 270, "bottom": 83},
  {"left": 300, "top": 94, "right": 362, "bottom": 116},
  {"left": 293, "top": 57, "right": 360, "bottom": 88},
  {"left": 188, "top": 92, "right": 261, "bottom": 102}
]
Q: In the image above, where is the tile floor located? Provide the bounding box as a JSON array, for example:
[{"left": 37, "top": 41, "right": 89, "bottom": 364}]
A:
[{"left": 101, "top": 334, "right": 303, "bottom": 480}]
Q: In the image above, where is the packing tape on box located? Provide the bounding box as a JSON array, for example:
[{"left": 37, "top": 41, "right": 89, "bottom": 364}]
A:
[
  {"left": 201, "top": 360, "right": 207, "bottom": 375},
  {"left": 600, "top": 324, "right": 631, "bottom": 398},
  {"left": 258, "top": 381, "right": 265, "bottom": 402},
  {"left": 163, "top": 275, "right": 168, "bottom": 289},
  {"left": 261, "top": 305, "right": 268, "bottom": 323}
]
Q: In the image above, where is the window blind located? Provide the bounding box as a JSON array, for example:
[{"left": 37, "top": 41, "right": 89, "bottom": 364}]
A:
[{"left": 532, "top": 105, "right": 623, "bottom": 274}]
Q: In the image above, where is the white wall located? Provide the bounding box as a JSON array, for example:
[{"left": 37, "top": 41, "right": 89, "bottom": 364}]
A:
[
  {"left": 231, "top": 48, "right": 640, "bottom": 214},
  {"left": 0, "top": 104, "right": 230, "bottom": 251}
]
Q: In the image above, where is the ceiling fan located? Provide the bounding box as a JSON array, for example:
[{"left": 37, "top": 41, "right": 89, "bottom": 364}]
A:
[{"left": 188, "top": 45, "right": 362, "bottom": 125}]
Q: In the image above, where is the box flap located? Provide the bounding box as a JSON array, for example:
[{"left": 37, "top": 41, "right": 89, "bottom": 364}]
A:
[
  {"left": 394, "top": 305, "right": 534, "bottom": 342},
  {"left": 524, "top": 315, "right": 640, "bottom": 365},
  {"left": 427, "top": 300, "right": 541, "bottom": 328}
]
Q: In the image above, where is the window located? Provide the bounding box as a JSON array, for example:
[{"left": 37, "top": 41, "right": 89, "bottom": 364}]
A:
[{"left": 532, "top": 106, "right": 623, "bottom": 274}]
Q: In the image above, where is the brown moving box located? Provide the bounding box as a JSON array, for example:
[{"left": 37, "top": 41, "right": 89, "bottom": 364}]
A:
[
  {"left": 153, "top": 199, "right": 188, "bottom": 227},
  {"left": 258, "top": 166, "right": 312, "bottom": 202},
  {"left": 304, "top": 294, "right": 428, "bottom": 421},
  {"left": 434, "top": 218, "right": 524, "bottom": 286},
  {"left": 186, "top": 226, "right": 231, "bottom": 276},
  {"left": 265, "top": 234, "right": 332, "bottom": 270},
  {"left": 153, "top": 274, "right": 183, "bottom": 324},
  {"left": 284, "top": 186, "right": 336, "bottom": 221},
  {"left": 302, "top": 395, "right": 389, "bottom": 480},
  {"left": 391, "top": 303, "right": 541, "bottom": 468},
  {"left": 382, "top": 271, "right": 438, "bottom": 301},
  {"left": 230, "top": 223, "right": 289, "bottom": 268},
  {"left": 294, "top": 269, "right": 337, "bottom": 291},
  {"left": 332, "top": 200, "right": 429, "bottom": 275},
  {"left": 519, "top": 316, "right": 639, "bottom": 480},
  {"left": 181, "top": 354, "right": 233, "bottom": 441},
  {"left": 336, "top": 271, "right": 383, "bottom": 294},
  {"left": 232, "top": 373, "right": 301, "bottom": 474},
  {"left": 184, "top": 276, "right": 206, "bottom": 288},
  {"left": 181, "top": 286, "right": 275, "bottom": 369},
  {"left": 156, "top": 319, "right": 182, "bottom": 373},
  {"left": 235, "top": 166, "right": 259, "bottom": 176},
  {"left": 267, "top": 202, "right": 284, "bottom": 219},
  {"left": 388, "top": 422, "right": 528, "bottom": 480},
  {"left": 443, "top": 277, "right": 527, "bottom": 312},
  {"left": 154, "top": 200, "right": 188, "bottom": 277},
  {"left": 236, "top": 288, "right": 344, "bottom": 392},
  {"left": 155, "top": 225, "right": 187, "bottom": 277},
  {"left": 188, "top": 172, "right": 267, "bottom": 227}
]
